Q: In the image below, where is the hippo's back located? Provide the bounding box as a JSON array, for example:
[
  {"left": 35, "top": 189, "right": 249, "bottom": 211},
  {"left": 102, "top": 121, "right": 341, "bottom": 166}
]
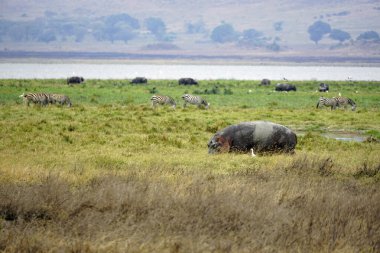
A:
[{"left": 228, "top": 121, "right": 297, "bottom": 153}]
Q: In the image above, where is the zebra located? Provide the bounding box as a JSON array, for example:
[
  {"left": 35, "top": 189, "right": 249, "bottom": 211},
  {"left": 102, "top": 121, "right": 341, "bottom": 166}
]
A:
[
  {"left": 316, "top": 96, "right": 339, "bottom": 110},
  {"left": 181, "top": 94, "right": 209, "bottom": 109},
  {"left": 48, "top": 93, "right": 72, "bottom": 107},
  {"left": 150, "top": 94, "right": 176, "bottom": 109},
  {"left": 19, "top": 93, "right": 49, "bottom": 106},
  {"left": 335, "top": 96, "right": 356, "bottom": 111}
]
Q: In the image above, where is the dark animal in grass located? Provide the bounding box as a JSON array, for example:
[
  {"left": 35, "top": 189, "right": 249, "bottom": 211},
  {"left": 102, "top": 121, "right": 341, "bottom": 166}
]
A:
[
  {"left": 67, "top": 76, "right": 84, "bottom": 85},
  {"left": 260, "top": 78, "right": 271, "bottom": 86},
  {"left": 275, "top": 83, "right": 297, "bottom": 92},
  {"left": 178, "top": 78, "right": 198, "bottom": 85},
  {"left": 208, "top": 121, "right": 297, "bottom": 154},
  {"left": 318, "top": 83, "right": 329, "bottom": 92},
  {"left": 131, "top": 77, "right": 148, "bottom": 84}
]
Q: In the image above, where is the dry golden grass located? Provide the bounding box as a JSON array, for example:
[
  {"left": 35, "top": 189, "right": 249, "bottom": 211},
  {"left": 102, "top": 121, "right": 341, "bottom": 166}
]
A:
[{"left": 1, "top": 159, "right": 379, "bottom": 252}]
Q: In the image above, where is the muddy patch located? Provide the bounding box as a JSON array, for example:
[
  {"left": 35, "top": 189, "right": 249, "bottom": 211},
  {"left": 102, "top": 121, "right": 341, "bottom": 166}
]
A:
[{"left": 321, "top": 131, "right": 366, "bottom": 142}]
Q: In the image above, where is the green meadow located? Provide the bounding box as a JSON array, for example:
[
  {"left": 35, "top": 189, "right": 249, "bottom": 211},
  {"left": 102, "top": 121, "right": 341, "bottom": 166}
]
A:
[{"left": 0, "top": 79, "right": 379, "bottom": 252}]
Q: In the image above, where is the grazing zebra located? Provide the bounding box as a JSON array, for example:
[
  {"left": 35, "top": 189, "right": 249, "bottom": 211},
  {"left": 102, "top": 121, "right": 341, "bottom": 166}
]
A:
[
  {"left": 19, "top": 93, "right": 49, "bottom": 106},
  {"left": 335, "top": 96, "right": 356, "bottom": 111},
  {"left": 316, "top": 97, "right": 339, "bottom": 110},
  {"left": 150, "top": 94, "right": 176, "bottom": 109},
  {"left": 181, "top": 94, "right": 209, "bottom": 109},
  {"left": 48, "top": 94, "right": 72, "bottom": 107}
]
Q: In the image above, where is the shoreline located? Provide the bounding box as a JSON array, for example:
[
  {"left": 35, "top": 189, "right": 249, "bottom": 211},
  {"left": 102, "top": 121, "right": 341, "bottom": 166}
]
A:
[{"left": 1, "top": 50, "right": 380, "bottom": 67}]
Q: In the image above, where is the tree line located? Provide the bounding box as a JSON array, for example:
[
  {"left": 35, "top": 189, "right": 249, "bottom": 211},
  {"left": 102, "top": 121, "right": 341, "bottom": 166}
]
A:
[
  {"left": 0, "top": 13, "right": 170, "bottom": 44},
  {"left": 0, "top": 12, "right": 378, "bottom": 50},
  {"left": 307, "top": 20, "right": 380, "bottom": 45}
]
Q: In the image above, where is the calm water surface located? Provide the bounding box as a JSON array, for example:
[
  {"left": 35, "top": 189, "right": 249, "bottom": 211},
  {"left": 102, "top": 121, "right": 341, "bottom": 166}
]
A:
[{"left": 1, "top": 63, "right": 380, "bottom": 80}]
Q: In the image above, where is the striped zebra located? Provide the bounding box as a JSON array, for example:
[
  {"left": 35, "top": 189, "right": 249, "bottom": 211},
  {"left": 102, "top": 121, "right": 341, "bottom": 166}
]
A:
[
  {"left": 48, "top": 93, "right": 72, "bottom": 107},
  {"left": 181, "top": 94, "right": 209, "bottom": 109},
  {"left": 19, "top": 93, "right": 49, "bottom": 106},
  {"left": 335, "top": 96, "right": 356, "bottom": 111},
  {"left": 316, "top": 97, "right": 339, "bottom": 110},
  {"left": 150, "top": 94, "right": 176, "bottom": 109}
]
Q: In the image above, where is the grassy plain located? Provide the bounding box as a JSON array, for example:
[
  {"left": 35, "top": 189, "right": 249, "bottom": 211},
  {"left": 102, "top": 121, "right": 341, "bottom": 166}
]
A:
[{"left": 0, "top": 79, "right": 380, "bottom": 252}]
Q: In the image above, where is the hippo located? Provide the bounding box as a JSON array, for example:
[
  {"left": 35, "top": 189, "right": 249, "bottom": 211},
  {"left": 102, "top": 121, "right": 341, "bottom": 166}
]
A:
[
  {"left": 260, "top": 78, "right": 271, "bottom": 86},
  {"left": 131, "top": 77, "right": 148, "bottom": 84},
  {"left": 178, "top": 78, "right": 198, "bottom": 85},
  {"left": 318, "top": 83, "right": 329, "bottom": 92},
  {"left": 67, "top": 76, "right": 84, "bottom": 85},
  {"left": 208, "top": 121, "right": 297, "bottom": 154},
  {"left": 275, "top": 83, "right": 297, "bottom": 92}
]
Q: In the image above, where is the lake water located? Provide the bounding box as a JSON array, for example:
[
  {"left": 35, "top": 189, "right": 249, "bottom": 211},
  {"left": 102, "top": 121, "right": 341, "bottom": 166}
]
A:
[{"left": 1, "top": 63, "right": 380, "bottom": 80}]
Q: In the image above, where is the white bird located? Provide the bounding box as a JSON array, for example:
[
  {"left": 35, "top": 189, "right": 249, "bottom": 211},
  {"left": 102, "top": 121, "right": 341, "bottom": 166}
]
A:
[{"left": 250, "top": 148, "right": 256, "bottom": 157}]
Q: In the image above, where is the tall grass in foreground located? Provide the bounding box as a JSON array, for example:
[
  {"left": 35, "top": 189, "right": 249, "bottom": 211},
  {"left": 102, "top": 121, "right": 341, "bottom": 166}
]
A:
[
  {"left": 0, "top": 79, "right": 379, "bottom": 252},
  {"left": 1, "top": 166, "right": 379, "bottom": 252}
]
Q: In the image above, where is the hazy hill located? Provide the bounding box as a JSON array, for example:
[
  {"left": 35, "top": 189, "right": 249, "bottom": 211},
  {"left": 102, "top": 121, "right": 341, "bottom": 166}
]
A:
[{"left": 1, "top": 0, "right": 380, "bottom": 62}]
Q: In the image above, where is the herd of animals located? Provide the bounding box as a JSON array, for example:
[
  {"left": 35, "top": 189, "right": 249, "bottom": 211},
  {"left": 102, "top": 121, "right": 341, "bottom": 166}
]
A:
[
  {"left": 18, "top": 76, "right": 359, "bottom": 155},
  {"left": 20, "top": 76, "right": 357, "bottom": 112}
]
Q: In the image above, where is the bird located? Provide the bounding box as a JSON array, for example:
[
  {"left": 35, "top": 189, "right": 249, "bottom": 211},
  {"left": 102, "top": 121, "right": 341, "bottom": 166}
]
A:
[
  {"left": 250, "top": 148, "right": 256, "bottom": 157},
  {"left": 338, "top": 92, "right": 342, "bottom": 96}
]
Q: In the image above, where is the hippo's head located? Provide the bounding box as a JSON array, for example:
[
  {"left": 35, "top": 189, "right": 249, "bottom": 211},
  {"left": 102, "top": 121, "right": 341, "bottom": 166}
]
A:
[{"left": 208, "top": 132, "right": 231, "bottom": 154}]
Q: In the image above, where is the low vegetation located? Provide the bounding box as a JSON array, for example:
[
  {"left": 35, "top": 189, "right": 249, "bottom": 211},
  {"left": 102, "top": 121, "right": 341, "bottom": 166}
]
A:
[{"left": 0, "top": 79, "right": 379, "bottom": 252}]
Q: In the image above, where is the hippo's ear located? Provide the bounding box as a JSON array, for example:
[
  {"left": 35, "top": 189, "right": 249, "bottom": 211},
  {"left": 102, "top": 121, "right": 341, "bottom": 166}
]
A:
[{"left": 219, "top": 136, "right": 231, "bottom": 153}]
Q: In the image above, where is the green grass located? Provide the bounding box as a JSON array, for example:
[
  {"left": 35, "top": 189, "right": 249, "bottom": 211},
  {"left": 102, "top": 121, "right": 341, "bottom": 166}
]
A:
[{"left": 0, "top": 79, "right": 380, "bottom": 252}]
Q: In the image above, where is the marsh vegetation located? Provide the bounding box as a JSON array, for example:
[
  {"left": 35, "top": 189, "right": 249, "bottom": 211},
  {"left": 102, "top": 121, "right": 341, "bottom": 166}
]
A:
[{"left": 0, "top": 79, "right": 379, "bottom": 252}]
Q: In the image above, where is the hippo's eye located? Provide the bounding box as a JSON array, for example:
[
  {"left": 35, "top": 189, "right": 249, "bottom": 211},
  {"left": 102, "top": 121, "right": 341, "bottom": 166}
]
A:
[{"left": 212, "top": 141, "right": 220, "bottom": 148}]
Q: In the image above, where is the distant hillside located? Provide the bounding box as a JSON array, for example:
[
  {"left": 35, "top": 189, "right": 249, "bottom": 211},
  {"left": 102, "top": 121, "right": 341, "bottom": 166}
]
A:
[{"left": 1, "top": 0, "right": 380, "bottom": 62}]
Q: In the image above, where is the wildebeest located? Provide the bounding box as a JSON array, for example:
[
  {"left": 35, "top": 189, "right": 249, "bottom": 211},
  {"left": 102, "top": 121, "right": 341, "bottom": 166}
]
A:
[
  {"left": 318, "top": 83, "right": 329, "bottom": 92},
  {"left": 260, "top": 78, "right": 271, "bottom": 86},
  {"left": 208, "top": 121, "right": 297, "bottom": 154},
  {"left": 275, "top": 83, "right": 297, "bottom": 92},
  {"left": 67, "top": 76, "right": 84, "bottom": 85},
  {"left": 178, "top": 78, "right": 198, "bottom": 85},
  {"left": 131, "top": 77, "right": 148, "bottom": 84}
]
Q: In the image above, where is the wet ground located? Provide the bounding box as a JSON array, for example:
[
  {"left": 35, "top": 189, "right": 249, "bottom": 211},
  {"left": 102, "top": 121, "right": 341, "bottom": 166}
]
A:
[
  {"left": 321, "top": 131, "right": 367, "bottom": 142},
  {"left": 296, "top": 130, "right": 368, "bottom": 142}
]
